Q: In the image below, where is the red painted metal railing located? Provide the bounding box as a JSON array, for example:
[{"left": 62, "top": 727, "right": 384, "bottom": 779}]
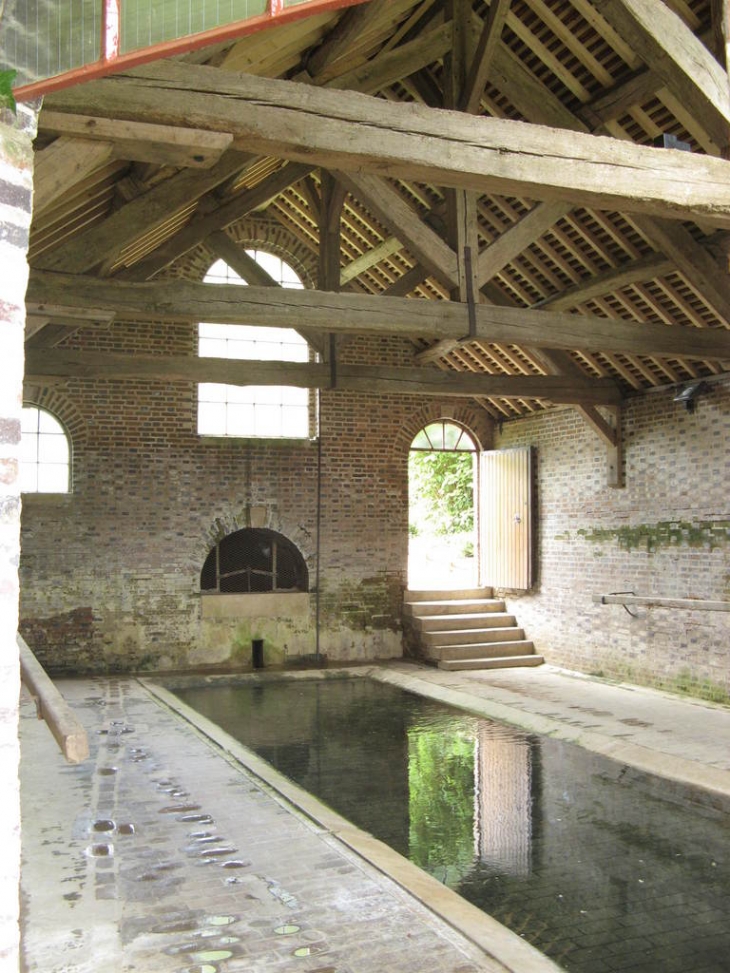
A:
[{"left": 11, "top": 0, "right": 370, "bottom": 101}]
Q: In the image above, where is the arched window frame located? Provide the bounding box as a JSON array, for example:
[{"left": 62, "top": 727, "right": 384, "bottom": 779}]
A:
[
  {"left": 201, "top": 528, "right": 309, "bottom": 594},
  {"left": 410, "top": 420, "right": 478, "bottom": 453},
  {"left": 197, "top": 252, "right": 315, "bottom": 440},
  {"left": 20, "top": 405, "right": 71, "bottom": 494}
]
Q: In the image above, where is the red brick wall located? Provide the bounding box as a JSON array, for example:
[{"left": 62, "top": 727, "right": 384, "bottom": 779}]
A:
[
  {"left": 495, "top": 383, "right": 730, "bottom": 698},
  {"left": 19, "top": 225, "right": 492, "bottom": 671}
]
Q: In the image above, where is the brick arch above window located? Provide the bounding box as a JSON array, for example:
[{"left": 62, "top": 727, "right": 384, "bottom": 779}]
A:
[
  {"left": 166, "top": 216, "right": 318, "bottom": 289},
  {"left": 201, "top": 527, "right": 309, "bottom": 594},
  {"left": 23, "top": 387, "right": 87, "bottom": 448},
  {"left": 392, "top": 403, "right": 493, "bottom": 459}
]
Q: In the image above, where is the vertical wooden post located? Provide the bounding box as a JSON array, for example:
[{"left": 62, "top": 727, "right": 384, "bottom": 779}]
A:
[
  {"left": 317, "top": 171, "right": 346, "bottom": 375},
  {"left": 444, "top": 0, "right": 480, "bottom": 309},
  {"left": 712, "top": 0, "right": 730, "bottom": 160}
]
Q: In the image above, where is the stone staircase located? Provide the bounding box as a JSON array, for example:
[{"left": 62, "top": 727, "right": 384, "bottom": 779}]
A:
[{"left": 402, "top": 587, "right": 544, "bottom": 671}]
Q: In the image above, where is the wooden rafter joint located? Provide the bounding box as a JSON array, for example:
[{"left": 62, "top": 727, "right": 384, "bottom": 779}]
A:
[{"left": 39, "top": 112, "right": 234, "bottom": 168}]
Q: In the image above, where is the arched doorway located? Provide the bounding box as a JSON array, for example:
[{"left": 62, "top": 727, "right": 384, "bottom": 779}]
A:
[{"left": 408, "top": 420, "right": 478, "bottom": 590}]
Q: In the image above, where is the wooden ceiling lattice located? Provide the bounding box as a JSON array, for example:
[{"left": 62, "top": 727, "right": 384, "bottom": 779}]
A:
[{"left": 23, "top": 0, "right": 730, "bottom": 423}]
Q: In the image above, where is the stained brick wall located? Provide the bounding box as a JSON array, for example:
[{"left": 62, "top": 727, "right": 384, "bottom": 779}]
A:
[
  {"left": 0, "top": 97, "right": 38, "bottom": 972},
  {"left": 19, "top": 224, "right": 492, "bottom": 672},
  {"left": 494, "top": 382, "right": 730, "bottom": 698}
]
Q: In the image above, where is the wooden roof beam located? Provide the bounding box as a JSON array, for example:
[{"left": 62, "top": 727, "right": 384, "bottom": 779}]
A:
[
  {"left": 43, "top": 62, "right": 730, "bottom": 228},
  {"left": 24, "top": 349, "right": 622, "bottom": 406},
  {"left": 33, "top": 138, "right": 114, "bottom": 218},
  {"left": 38, "top": 112, "right": 233, "bottom": 168},
  {"left": 590, "top": 0, "right": 730, "bottom": 154},
  {"left": 207, "top": 231, "right": 325, "bottom": 357},
  {"left": 535, "top": 253, "right": 673, "bottom": 312},
  {"left": 305, "top": 0, "right": 417, "bottom": 81},
  {"left": 34, "top": 149, "right": 252, "bottom": 275},
  {"left": 26, "top": 272, "right": 730, "bottom": 362},
  {"left": 460, "top": 0, "right": 511, "bottom": 114},
  {"left": 334, "top": 170, "right": 460, "bottom": 289},
  {"left": 120, "top": 161, "right": 314, "bottom": 282}
]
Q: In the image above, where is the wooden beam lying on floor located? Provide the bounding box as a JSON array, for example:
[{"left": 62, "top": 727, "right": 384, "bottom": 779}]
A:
[
  {"left": 43, "top": 61, "right": 730, "bottom": 228},
  {"left": 26, "top": 272, "right": 730, "bottom": 361},
  {"left": 24, "top": 350, "right": 622, "bottom": 405},
  {"left": 18, "top": 636, "right": 89, "bottom": 764}
]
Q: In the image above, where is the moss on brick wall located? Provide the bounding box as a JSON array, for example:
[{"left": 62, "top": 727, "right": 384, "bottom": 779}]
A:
[
  {"left": 574, "top": 520, "right": 730, "bottom": 552},
  {"left": 496, "top": 384, "right": 730, "bottom": 696}
]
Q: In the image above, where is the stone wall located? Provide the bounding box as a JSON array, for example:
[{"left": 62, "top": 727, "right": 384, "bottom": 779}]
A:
[
  {"left": 0, "top": 96, "right": 38, "bottom": 972},
  {"left": 494, "top": 382, "right": 730, "bottom": 698},
  {"left": 19, "top": 268, "right": 491, "bottom": 672}
]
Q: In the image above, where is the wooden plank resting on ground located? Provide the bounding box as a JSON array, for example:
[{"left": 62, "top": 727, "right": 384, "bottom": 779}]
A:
[{"left": 18, "top": 635, "right": 89, "bottom": 764}]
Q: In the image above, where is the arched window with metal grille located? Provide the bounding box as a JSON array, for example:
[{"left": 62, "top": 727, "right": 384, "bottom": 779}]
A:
[{"left": 201, "top": 528, "right": 308, "bottom": 594}]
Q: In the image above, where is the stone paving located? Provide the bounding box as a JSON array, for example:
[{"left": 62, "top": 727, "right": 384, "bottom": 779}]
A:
[
  {"left": 20, "top": 664, "right": 730, "bottom": 973},
  {"left": 378, "top": 663, "right": 730, "bottom": 799},
  {"left": 20, "top": 676, "right": 534, "bottom": 973}
]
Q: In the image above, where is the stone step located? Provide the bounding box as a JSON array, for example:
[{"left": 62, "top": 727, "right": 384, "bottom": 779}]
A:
[
  {"left": 405, "top": 587, "right": 494, "bottom": 602},
  {"left": 422, "top": 621, "right": 518, "bottom": 646},
  {"left": 438, "top": 654, "right": 545, "bottom": 671},
  {"left": 438, "top": 639, "right": 532, "bottom": 660},
  {"left": 413, "top": 612, "right": 521, "bottom": 633},
  {"left": 405, "top": 599, "right": 506, "bottom": 618}
]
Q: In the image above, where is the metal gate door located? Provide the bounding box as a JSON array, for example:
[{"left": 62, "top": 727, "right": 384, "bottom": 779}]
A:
[{"left": 479, "top": 447, "right": 533, "bottom": 590}]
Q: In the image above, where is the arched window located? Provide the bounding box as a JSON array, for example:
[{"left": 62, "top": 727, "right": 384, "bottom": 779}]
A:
[
  {"left": 410, "top": 420, "right": 477, "bottom": 452},
  {"left": 201, "top": 528, "right": 308, "bottom": 593},
  {"left": 197, "top": 253, "right": 312, "bottom": 438},
  {"left": 20, "top": 406, "right": 70, "bottom": 493}
]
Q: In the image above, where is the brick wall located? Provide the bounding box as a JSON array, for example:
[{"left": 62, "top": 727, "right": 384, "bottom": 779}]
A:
[
  {"left": 19, "top": 224, "right": 492, "bottom": 672},
  {"left": 0, "top": 97, "right": 38, "bottom": 972},
  {"left": 495, "top": 383, "right": 730, "bottom": 698}
]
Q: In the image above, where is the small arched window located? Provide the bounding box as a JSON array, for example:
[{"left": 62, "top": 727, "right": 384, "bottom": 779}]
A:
[
  {"left": 201, "top": 528, "right": 308, "bottom": 594},
  {"left": 20, "top": 406, "right": 70, "bottom": 493},
  {"left": 410, "top": 420, "right": 477, "bottom": 452}
]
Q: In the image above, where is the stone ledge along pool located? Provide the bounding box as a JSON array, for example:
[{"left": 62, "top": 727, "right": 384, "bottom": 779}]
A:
[{"left": 165, "top": 673, "right": 730, "bottom": 973}]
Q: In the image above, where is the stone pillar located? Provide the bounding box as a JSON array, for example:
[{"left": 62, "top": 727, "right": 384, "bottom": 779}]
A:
[{"left": 0, "top": 96, "right": 37, "bottom": 970}]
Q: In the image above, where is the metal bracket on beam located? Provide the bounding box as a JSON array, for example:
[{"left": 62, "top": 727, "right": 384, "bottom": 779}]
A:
[{"left": 460, "top": 245, "right": 478, "bottom": 343}]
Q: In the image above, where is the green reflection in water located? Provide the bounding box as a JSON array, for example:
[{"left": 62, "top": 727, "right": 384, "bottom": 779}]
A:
[{"left": 408, "top": 725, "right": 476, "bottom": 887}]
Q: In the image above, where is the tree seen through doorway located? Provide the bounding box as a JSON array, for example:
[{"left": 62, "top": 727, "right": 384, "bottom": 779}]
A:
[{"left": 408, "top": 422, "right": 477, "bottom": 590}]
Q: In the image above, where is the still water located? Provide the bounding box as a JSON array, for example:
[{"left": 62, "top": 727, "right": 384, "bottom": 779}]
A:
[{"left": 173, "top": 677, "right": 730, "bottom": 973}]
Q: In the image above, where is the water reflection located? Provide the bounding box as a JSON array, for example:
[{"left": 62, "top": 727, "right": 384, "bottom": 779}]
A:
[
  {"left": 475, "top": 725, "right": 533, "bottom": 878},
  {"left": 174, "top": 678, "right": 730, "bottom": 973},
  {"left": 406, "top": 720, "right": 535, "bottom": 884},
  {"left": 407, "top": 719, "right": 477, "bottom": 886}
]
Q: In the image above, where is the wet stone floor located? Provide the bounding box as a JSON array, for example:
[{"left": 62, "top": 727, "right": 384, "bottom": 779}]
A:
[{"left": 19, "top": 678, "right": 509, "bottom": 973}]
